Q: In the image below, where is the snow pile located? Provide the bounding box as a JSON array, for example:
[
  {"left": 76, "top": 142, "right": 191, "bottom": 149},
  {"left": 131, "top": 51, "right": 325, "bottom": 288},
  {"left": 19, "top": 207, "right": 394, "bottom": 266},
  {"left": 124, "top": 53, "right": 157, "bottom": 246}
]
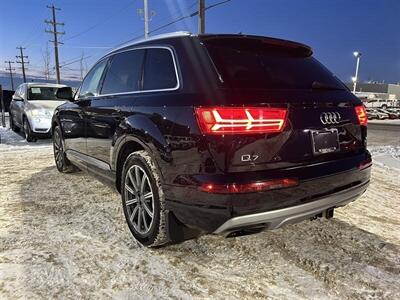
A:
[
  {"left": 369, "top": 145, "right": 400, "bottom": 171},
  {"left": 0, "top": 124, "right": 51, "bottom": 152}
]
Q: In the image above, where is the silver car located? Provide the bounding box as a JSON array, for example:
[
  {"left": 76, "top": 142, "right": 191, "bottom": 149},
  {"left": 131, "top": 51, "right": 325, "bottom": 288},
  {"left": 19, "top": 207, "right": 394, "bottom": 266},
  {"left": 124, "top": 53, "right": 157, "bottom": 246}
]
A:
[{"left": 9, "top": 83, "right": 69, "bottom": 142}]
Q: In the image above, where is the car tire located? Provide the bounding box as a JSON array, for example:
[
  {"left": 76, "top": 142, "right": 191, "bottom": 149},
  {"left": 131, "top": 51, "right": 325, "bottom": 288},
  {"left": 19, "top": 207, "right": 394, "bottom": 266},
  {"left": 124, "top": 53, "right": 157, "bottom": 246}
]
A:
[
  {"left": 53, "top": 126, "right": 77, "bottom": 173},
  {"left": 9, "top": 113, "right": 20, "bottom": 132},
  {"left": 121, "top": 150, "right": 170, "bottom": 248},
  {"left": 23, "top": 117, "right": 36, "bottom": 142}
]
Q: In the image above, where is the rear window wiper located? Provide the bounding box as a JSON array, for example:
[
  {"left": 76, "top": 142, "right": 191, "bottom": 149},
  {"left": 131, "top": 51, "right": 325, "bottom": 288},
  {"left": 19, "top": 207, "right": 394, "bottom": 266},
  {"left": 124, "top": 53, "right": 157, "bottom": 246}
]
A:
[{"left": 311, "top": 81, "right": 345, "bottom": 91}]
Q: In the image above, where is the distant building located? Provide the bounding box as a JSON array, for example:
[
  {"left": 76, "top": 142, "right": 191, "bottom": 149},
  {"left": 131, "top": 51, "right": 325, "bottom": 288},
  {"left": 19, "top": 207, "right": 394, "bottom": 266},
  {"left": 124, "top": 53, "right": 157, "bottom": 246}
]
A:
[{"left": 346, "top": 82, "right": 400, "bottom": 100}]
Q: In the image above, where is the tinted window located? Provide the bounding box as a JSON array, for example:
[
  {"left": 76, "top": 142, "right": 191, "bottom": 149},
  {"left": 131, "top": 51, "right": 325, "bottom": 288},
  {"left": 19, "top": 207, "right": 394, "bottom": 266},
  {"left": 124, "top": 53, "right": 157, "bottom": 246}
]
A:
[
  {"left": 101, "top": 49, "right": 145, "bottom": 94},
  {"left": 204, "top": 38, "right": 345, "bottom": 90},
  {"left": 143, "top": 48, "right": 177, "bottom": 90},
  {"left": 78, "top": 59, "right": 108, "bottom": 98}
]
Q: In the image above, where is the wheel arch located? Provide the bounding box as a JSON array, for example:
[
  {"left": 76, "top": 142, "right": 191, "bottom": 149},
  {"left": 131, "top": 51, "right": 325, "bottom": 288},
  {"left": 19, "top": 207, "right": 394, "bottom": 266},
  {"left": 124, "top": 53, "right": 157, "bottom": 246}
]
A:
[
  {"left": 115, "top": 139, "right": 147, "bottom": 193},
  {"left": 51, "top": 112, "right": 61, "bottom": 134},
  {"left": 113, "top": 115, "right": 171, "bottom": 193}
]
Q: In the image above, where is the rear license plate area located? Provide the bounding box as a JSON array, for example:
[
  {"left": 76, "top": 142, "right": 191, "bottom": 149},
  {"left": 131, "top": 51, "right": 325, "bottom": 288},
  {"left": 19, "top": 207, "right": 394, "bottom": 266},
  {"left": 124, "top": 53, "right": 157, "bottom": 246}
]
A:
[{"left": 310, "top": 129, "right": 339, "bottom": 155}]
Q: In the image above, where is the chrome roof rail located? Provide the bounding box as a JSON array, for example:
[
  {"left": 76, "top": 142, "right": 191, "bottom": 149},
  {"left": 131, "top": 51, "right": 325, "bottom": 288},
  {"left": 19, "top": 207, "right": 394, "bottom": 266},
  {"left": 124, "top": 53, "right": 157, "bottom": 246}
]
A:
[{"left": 107, "top": 31, "right": 192, "bottom": 55}]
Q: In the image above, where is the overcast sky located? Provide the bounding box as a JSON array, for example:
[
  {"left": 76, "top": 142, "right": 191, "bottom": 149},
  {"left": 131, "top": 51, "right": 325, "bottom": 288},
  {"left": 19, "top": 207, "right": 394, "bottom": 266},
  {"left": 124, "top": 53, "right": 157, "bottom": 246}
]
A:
[{"left": 1, "top": 0, "right": 399, "bottom": 85}]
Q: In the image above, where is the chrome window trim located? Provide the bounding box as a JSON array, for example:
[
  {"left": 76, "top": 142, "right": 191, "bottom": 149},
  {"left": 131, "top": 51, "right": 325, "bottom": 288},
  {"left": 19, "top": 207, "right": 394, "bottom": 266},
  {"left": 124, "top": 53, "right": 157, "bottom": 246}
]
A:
[{"left": 97, "top": 46, "right": 181, "bottom": 97}]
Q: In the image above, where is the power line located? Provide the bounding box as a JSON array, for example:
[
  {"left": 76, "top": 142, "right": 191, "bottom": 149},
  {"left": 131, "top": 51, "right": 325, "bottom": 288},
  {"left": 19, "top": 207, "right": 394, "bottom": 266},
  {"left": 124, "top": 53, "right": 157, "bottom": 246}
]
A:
[
  {"left": 62, "top": 1, "right": 136, "bottom": 42},
  {"left": 59, "top": 56, "right": 92, "bottom": 68},
  {"left": 150, "top": 0, "right": 233, "bottom": 34},
  {"left": 4, "top": 61, "right": 15, "bottom": 90},
  {"left": 59, "top": 45, "right": 112, "bottom": 49},
  {"left": 20, "top": 11, "right": 48, "bottom": 48},
  {"left": 18, "top": 43, "right": 112, "bottom": 49},
  {"left": 205, "top": 0, "right": 233, "bottom": 11},
  {"left": 117, "top": 0, "right": 233, "bottom": 46},
  {"left": 45, "top": 4, "right": 65, "bottom": 84},
  {"left": 16, "top": 47, "right": 29, "bottom": 83},
  {"left": 61, "top": 54, "right": 88, "bottom": 66}
]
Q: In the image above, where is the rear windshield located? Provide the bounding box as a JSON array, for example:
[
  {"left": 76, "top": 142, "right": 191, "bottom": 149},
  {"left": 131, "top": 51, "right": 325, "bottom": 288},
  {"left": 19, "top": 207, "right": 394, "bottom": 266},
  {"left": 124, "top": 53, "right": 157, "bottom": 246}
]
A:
[
  {"left": 203, "top": 38, "right": 345, "bottom": 90},
  {"left": 28, "top": 87, "right": 61, "bottom": 100}
]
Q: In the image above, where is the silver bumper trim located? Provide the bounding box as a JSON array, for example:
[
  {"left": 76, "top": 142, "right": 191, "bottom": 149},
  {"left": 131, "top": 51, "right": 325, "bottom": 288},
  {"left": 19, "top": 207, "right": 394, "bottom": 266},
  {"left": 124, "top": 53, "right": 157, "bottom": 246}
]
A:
[{"left": 213, "top": 181, "right": 369, "bottom": 235}]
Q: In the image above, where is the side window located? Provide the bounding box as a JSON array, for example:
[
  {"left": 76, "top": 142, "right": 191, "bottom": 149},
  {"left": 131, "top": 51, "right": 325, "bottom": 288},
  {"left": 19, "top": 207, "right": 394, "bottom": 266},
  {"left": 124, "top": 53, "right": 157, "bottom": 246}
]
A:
[
  {"left": 78, "top": 59, "right": 108, "bottom": 98},
  {"left": 101, "top": 49, "right": 145, "bottom": 95},
  {"left": 143, "top": 48, "right": 178, "bottom": 90}
]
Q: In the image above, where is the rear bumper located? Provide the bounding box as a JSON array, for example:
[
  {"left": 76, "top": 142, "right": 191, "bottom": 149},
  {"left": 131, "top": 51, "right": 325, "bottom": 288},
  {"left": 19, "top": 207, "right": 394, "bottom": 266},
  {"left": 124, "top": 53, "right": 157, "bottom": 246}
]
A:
[
  {"left": 214, "top": 180, "right": 368, "bottom": 235},
  {"left": 165, "top": 151, "right": 371, "bottom": 233}
]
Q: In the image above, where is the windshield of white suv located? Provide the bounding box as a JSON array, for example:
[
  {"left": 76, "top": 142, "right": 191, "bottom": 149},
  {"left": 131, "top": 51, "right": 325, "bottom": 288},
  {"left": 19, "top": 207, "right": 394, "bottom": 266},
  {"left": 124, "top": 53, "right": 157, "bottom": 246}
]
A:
[{"left": 28, "top": 87, "right": 62, "bottom": 100}]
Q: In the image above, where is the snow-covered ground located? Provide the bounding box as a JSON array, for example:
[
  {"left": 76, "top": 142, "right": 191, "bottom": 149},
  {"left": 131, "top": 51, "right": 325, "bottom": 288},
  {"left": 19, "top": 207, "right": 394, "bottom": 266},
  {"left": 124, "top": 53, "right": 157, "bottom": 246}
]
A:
[
  {"left": 369, "top": 146, "right": 400, "bottom": 171},
  {"left": 0, "top": 119, "right": 51, "bottom": 152},
  {"left": 1, "top": 124, "right": 399, "bottom": 299}
]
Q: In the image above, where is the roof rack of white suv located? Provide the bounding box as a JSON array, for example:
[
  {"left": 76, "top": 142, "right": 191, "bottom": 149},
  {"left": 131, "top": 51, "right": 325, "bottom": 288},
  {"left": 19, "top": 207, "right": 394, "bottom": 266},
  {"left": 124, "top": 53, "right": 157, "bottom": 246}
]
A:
[{"left": 108, "top": 31, "right": 192, "bottom": 55}]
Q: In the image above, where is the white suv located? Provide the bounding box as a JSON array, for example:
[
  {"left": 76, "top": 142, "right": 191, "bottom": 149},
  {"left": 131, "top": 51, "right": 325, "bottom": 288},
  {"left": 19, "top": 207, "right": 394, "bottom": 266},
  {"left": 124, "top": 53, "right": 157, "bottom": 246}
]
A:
[{"left": 9, "top": 83, "right": 69, "bottom": 142}]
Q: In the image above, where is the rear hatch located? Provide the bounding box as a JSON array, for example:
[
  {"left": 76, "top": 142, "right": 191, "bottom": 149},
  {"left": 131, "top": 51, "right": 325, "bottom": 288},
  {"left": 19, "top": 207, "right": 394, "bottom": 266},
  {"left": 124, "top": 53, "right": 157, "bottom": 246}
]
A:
[{"left": 197, "top": 35, "right": 367, "bottom": 173}]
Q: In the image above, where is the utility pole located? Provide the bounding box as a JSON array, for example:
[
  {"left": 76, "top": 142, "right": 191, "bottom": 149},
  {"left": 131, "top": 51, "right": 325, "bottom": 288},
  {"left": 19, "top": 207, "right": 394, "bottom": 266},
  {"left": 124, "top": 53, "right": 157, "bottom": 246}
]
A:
[
  {"left": 198, "top": 0, "right": 205, "bottom": 34},
  {"left": 16, "top": 47, "right": 29, "bottom": 83},
  {"left": 4, "top": 61, "right": 15, "bottom": 90},
  {"left": 45, "top": 5, "right": 65, "bottom": 84}
]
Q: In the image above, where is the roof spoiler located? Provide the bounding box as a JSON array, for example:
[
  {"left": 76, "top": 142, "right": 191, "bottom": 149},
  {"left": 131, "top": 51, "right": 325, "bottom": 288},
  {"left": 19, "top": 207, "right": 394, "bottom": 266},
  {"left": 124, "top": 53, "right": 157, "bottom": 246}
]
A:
[{"left": 199, "top": 34, "right": 313, "bottom": 56}]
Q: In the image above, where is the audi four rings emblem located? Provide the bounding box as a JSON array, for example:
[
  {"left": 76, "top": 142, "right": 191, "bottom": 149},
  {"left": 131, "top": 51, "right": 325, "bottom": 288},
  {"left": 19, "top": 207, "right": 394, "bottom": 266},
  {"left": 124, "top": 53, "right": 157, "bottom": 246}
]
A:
[{"left": 320, "top": 112, "right": 341, "bottom": 124}]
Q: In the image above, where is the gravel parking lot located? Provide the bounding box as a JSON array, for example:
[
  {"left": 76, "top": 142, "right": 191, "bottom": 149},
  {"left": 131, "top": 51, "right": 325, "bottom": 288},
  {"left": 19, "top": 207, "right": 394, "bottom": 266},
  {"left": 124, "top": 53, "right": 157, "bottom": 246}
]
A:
[{"left": 0, "top": 127, "right": 399, "bottom": 299}]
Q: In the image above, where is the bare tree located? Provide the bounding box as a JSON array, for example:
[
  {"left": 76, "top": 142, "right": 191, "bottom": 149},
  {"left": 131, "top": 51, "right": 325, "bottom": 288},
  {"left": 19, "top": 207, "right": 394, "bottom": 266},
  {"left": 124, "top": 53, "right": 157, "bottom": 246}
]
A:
[
  {"left": 80, "top": 50, "right": 85, "bottom": 81},
  {"left": 42, "top": 43, "right": 51, "bottom": 81}
]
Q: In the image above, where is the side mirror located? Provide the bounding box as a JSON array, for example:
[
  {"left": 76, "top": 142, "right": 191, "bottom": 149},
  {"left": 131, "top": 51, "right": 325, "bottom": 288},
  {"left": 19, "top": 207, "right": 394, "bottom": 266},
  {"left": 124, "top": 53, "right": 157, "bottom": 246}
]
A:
[
  {"left": 12, "top": 94, "right": 23, "bottom": 101},
  {"left": 56, "top": 87, "right": 74, "bottom": 101}
]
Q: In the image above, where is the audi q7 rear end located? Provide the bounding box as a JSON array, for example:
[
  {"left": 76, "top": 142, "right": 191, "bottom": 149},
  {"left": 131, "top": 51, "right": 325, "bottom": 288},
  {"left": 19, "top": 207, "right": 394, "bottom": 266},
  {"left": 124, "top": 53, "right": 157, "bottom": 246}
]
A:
[
  {"left": 164, "top": 34, "right": 370, "bottom": 239},
  {"left": 53, "top": 32, "right": 371, "bottom": 247}
]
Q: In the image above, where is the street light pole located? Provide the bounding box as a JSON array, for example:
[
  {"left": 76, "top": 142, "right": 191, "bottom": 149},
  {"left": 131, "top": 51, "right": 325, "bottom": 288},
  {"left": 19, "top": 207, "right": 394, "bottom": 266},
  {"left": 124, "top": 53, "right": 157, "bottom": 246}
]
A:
[
  {"left": 143, "top": 0, "right": 149, "bottom": 38},
  {"left": 352, "top": 51, "right": 362, "bottom": 93}
]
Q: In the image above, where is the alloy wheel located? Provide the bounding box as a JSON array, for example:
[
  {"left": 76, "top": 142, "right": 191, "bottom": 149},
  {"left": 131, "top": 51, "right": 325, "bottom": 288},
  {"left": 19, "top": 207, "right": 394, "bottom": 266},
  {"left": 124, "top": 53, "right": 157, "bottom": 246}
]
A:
[{"left": 124, "top": 165, "right": 155, "bottom": 235}]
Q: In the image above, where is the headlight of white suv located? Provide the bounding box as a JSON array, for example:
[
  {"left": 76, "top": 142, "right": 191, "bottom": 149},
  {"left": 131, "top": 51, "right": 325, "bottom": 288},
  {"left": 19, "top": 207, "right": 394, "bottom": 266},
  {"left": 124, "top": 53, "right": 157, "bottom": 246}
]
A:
[{"left": 29, "top": 109, "right": 52, "bottom": 117}]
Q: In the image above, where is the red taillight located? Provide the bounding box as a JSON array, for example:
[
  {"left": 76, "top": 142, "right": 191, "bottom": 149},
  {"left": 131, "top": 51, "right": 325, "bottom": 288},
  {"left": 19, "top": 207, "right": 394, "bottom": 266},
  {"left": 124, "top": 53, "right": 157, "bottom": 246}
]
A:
[
  {"left": 355, "top": 105, "right": 368, "bottom": 126},
  {"left": 199, "top": 178, "right": 298, "bottom": 194},
  {"left": 195, "top": 107, "right": 287, "bottom": 135}
]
